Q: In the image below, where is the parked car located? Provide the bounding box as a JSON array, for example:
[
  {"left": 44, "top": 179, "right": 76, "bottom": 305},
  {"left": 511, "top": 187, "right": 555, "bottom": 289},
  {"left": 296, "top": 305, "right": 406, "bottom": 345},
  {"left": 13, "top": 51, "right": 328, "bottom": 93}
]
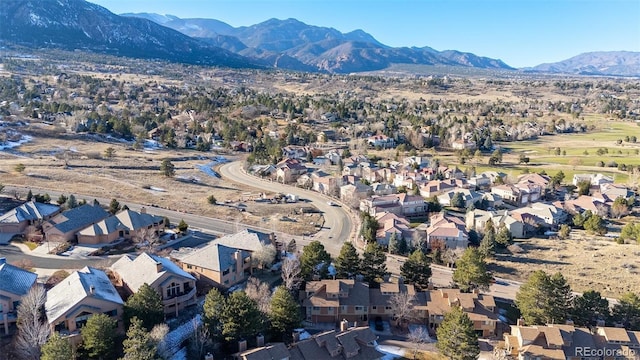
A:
[
  {"left": 327, "top": 201, "right": 337, "bottom": 206},
  {"left": 374, "top": 316, "right": 384, "bottom": 331}
]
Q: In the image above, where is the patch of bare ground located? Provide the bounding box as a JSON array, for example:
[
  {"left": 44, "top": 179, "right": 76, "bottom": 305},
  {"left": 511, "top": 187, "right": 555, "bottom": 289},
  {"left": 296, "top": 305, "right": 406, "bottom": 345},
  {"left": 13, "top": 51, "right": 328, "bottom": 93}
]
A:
[
  {"left": 0, "top": 135, "right": 321, "bottom": 236},
  {"left": 490, "top": 232, "right": 640, "bottom": 298}
]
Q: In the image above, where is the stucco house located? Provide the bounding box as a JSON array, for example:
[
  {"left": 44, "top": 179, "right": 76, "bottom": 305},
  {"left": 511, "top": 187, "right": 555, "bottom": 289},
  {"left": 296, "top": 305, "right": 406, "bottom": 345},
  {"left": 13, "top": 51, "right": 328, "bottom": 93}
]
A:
[
  {"left": 77, "top": 209, "right": 164, "bottom": 245},
  {"left": 0, "top": 258, "right": 37, "bottom": 335},
  {"left": 43, "top": 204, "right": 110, "bottom": 242},
  {"left": 110, "top": 252, "right": 196, "bottom": 316},
  {"left": 0, "top": 201, "right": 61, "bottom": 234},
  {"left": 426, "top": 212, "right": 468, "bottom": 250},
  {"left": 45, "top": 267, "right": 124, "bottom": 336},
  {"left": 275, "top": 158, "right": 307, "bottom": 183},
  {"left": 176, "top": 243, "right": 252, "bottom": 288},
  {"left": 424, "top": 289, "right": 498, "bottom": 337}
]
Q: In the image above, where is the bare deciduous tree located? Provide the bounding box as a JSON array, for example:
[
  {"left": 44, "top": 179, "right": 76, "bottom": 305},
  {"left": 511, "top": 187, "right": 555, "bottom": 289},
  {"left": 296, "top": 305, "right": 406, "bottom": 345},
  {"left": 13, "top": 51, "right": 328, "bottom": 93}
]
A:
[
  {"left": 281, "top": 255, "right": 302, "bottom": 291},
  {"left": 407, "top": 326, "right": 430, "bottom": 360},
  {"left": 245, "top": 277, "right": 272, "bottom": 314},
  {"left": 150, "top": 323, "right": 170, "bottom": 359},
  {"left": 252, "top": 244, "right": 277, "bottom": 271},
  {"left": 15, "top": 286, "right": 50, "bottom": 360},
  {"left": 133, "top": 227, "right": 162, "bottom": 252},
  {"left": 188, "top": 319, "right": 211, "bottom": 360},
  {"left": 389, "top": 291, "right": 416, "bottom": 329}
]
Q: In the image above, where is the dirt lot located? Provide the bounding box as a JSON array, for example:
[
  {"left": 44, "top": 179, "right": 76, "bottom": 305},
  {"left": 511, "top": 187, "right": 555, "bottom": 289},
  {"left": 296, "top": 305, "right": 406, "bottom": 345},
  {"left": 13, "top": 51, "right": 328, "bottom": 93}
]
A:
[
  {"left": 490, "top": 232, "right": 640, "bottom": 298},
  {"left": 0, "top": 131, "right": 322, "bottom": 236}
]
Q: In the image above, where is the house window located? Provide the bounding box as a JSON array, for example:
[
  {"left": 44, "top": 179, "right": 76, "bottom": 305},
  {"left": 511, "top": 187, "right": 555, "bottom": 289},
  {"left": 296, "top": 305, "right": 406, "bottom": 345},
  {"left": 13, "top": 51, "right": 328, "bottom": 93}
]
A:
[
  {"left": 167, "top": 282, "right": 179, "bottom": 298},
  {"left": 75, "top": 312, "right": 93, "bottom": 329},
  {"left": 187, "top": 264, "right": 192, "bottom": 269},
  {"left": 103, "top": 309, "right": 117, "bottom": 317},
  {"left": 222, "top": 268, "right": 230, "bottom": 276},
  {"left": 385, "top": 306, "right": 392, "bottom": 310},
  {"left": 313, "top": 307, "right": 320, "bottom": 311},
  {"left": 372, "top": 306, "right": 377, "bottom": 310},
  {"left": 355, "top": 306, "right": 363, "bottom": 311}
]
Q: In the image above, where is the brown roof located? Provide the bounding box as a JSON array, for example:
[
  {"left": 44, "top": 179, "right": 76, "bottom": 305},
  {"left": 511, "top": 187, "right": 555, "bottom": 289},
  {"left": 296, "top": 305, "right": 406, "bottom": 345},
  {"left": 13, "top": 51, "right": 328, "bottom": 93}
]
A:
[
  {"left": 289, "top": 327, "right": 383, "bottom": 360},
  {"left": 240, "top": 343, "right": 290, "bottom": 360},
  {"left": 599, "top": 326, "right": 631, "bottom": 343}
]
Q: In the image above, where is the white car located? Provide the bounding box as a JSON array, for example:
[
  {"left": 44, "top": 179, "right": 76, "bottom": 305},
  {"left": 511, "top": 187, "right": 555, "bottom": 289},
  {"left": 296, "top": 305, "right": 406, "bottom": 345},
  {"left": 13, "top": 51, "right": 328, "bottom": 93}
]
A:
[{"left": 327, "top": 201, "right": 338, "bottom": 206}]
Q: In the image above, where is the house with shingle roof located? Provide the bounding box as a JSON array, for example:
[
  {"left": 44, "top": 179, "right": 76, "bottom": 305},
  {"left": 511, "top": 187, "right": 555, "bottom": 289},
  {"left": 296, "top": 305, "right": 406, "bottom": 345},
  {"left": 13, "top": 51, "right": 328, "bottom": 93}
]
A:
[
  {"left": 288, "top": 326, "right": 383, "bottom": 360},
  {"left": 426, "top": 212, "right": 468, "bottom": 250},
  {"left": 424, "top": 289, "right": 498, "bottom": 337},
  {"left": 301, "top": 280, "right": 371, "bottom": 324},
  {"left": 0, "top": 257, "right": 37, "bottom": 334},
  {"left": 77, "top": 208, "right": 164, "bottom": 245},
  {"left": 175, "top": 243, "right": 252, "bottom": 288},
  {"left": 0, "top": 201, "right": 61, "bottom": 234},
  {"left": 44, "top": 267, "right": 123, "bottom": 336},
  {"left": 43, "top": 204, "right": 109, "bottom": 242},
  {"left": 110, "top": 252, "right": 196, "bottom": 315},
  {"left": 211, "top": 229, "right": 276, "bottom": 253}
]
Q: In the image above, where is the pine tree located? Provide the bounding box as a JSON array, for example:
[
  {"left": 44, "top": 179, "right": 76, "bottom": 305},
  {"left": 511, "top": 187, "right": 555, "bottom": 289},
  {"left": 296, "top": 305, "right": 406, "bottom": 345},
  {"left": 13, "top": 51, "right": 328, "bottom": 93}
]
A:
[
  {"left": 109, "top": 198, "right": 121, "bottom": 214},
  {"left": 299, "top": 240, "right": 331, "bottom": 280},
  {"left": 361, "top": 242, "right": 388, "bottom": 284},
  {"left": 80, "top": 313, "right": 117, "bottom": 360},
  {"left": 515, "top": 270, "right": 574, "bottom": 325},
  {"left": 400, "top": 249, "right": 432, "bottom": 291},
  {"left": 177, "top": 219, "right": 189, "bottom": 233},
  {"left": 436, "top": 306, "right": 479, "bottom": 360},
  {"left": 26, "top": 189, "right": 33, "bottom": 201},
  {"left": 572, "top": 290, "right": 610, "bottom": 327},
  {"left": 334, "top": 242, "right": 360, "bottom": 279},
  {"left": 388, "top": 232, "right": 399, "bottom": 254},
  {"left": 202, "top": 288, "right": 225, "bottom": 340},
  {"left": 221, "top": 291, "right": 264, "bottom": 343},
  {"left": 452, "top": 247, "right": 491, "bottom": 292},
  {"left": 123, "top": 283, "right": 164, "bottom": 331},
  {"left": 611, "top": 292, "right": 640, "bottom": 330},
  {"left": 495, "top": 225, "right": 512, "bottom": 247},
  {"left": 121, "top": 317, "right": 157, "bottom": 360},
  {"left": 160, "top": 159, "right": 175, "bottom": 177},
  {"left": 269, "top": 286, "right": 302, "bottom": 342},
  {"left": 65, "top": 194, "right": 77, "bottom": 209},
  {"left": 41, "top": 332, "right": 73, "bottom": 360}
]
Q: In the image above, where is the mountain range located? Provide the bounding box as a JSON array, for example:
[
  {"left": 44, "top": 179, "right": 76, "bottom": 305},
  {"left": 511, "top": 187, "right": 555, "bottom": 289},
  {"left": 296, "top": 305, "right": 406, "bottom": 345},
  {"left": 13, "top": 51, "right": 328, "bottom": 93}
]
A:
[{"left": 0, "top": 0, "right": 638, "bottom": 76}]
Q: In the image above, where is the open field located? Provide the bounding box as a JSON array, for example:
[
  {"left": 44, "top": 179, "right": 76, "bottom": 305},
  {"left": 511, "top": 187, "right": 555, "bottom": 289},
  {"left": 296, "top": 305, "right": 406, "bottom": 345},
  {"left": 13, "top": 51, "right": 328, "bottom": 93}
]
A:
[
  {"left": 490, "top": 232, "right": 640, "bottom": 298},
  {"left": 0, "top": 132, "right": 322, "bottom": 236}
]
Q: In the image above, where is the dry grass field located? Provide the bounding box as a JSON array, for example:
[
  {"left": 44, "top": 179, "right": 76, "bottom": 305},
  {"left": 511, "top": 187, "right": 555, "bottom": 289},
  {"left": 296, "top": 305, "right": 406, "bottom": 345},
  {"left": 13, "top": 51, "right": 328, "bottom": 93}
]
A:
[
  {"left": 491, "top": 232, "right": 640, "bottom": 298},
  {"left": 0, "top": 131, "right": 321, "bottom": 235}
]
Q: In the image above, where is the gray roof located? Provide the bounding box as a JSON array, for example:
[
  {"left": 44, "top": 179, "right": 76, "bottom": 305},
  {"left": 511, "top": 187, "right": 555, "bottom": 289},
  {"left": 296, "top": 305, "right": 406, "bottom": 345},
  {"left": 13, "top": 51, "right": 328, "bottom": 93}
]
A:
[
  {"left": 0, "top": 261, "right": 37, "bottom": 296},
  {"left": 212, "top": 229, "right": 272, "bottom": 253},
  {"left": 289, "top": 327, "right": 383, "bottom": 360},
  {"left": 110, "top": 252, "right": 194, "bottom": 292},
  {"left": 45, "top": 266, "right": 123, "bottom": 324},
  {"left": 178, "top": 243, "right": 248, "bottom": 272},
  {"left": 78, "top": 209, "right": 163, "bottom": 236},
  {"left": 49, "top": 204, "right": 109, "bottom": 234},
  {"left": 0, "top": 201, "right": 60, "bottom": 224},
  {"left": 240, "top": 343, "right": 290, "bottom": 360}
]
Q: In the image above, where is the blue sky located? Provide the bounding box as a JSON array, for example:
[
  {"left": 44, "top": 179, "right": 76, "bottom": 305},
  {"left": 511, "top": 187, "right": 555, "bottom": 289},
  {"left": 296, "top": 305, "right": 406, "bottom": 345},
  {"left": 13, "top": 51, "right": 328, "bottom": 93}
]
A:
[{"left": 90, "top": 0, "right": 640, "bottom": 68}]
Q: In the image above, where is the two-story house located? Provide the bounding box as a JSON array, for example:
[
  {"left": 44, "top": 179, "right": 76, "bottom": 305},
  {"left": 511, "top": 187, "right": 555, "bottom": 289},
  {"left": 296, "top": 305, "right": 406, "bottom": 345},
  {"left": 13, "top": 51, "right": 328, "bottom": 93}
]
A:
[
  {"left": 276, "top": 158, "right": 308, "bottom": 184},
  {"left": 424, "top": 289, "right": 498, "bottom": 337},
  {"left": 0, "top": 258, "right": 37, "bottom": 335},
  {"left": 426, "top": 212, "right": 468, "bottom": 250},
  {"left": 301, "top": 280, "right": 370, "bottom": 324},
  {"left": 110, "top": 252, "right": 197, "bottom": 316},
  {"left": 176, "top": 243, "right": 251, "bottom": 288}
]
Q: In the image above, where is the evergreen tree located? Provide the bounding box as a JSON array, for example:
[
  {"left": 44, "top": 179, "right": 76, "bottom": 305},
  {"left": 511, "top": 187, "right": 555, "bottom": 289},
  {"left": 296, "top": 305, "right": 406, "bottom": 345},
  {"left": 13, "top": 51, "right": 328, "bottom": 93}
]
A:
[
  {"left": 80, "top": 313, "right": 117, "bottom": 360},
  {"left": 109, "top": 198, "right": 121, "bottom": 214},
  {"left": 572, "top": 290, "right": 610, "bottom": 327},
  {"left": 397, "top": 236, "right": 408, "bottom": 255},
  {"left": 160, "top": 159, "right": 175, "bottom": 177},
  {"left": 334, "top": 242, "right": 360, "bottom": 279},
  {"left": 26, "top": 189, "right": 33, "bottom": 201},
  {"left": 299, "top": 240, "right": 331, "bottom": 280},
  {"left": 359, "top": 213, "right": 378, "bottom": 243},
  {"left": 65, "top": 194, "right": 78, "bottom": 209},
  {"left": 515, "top": 271, "right": 573, "bottom": 325},
  {"left": 388, "top": 232, "right": 399, "bottom": 254},
  {"left": 221, "top": 291, "right": 264, "bottom": 343},
  {"left": 495, "top": 225, "right": 512, "bottom": 247},
  {"left": 121, "top": 317, "right": 156, "bottom": 360},
  {"left": 56, "top": 194, "right": 67, "bottom": 206},
  {"left": 41, "top": 332, "right": 73, "bottom": 360},
  {"left": 177, "top": 219, "right": 189, "bottom": 233},
  {"left": 202, "top": 288, "right": 225, "bottom": 340},
  {"left": 361, "top": 242, "right": 388, "bottom": 284},
  {"left": 123, "top": 283, "right": 164, "bottom": 331},
  {"left": 269, "top": 286, "right": 302, "bottom": 342},
  {"left": 452, "top": 247, "right": 491, "bottom": 292},
  {"left": 611, "top": 292, "right": 640, "bottom": 330},
  {"left": 435, "top": 306, "right": 480, "bottom": 360},
  {"left": 400, "top": 249, "right": 432, "bottom": 291}
]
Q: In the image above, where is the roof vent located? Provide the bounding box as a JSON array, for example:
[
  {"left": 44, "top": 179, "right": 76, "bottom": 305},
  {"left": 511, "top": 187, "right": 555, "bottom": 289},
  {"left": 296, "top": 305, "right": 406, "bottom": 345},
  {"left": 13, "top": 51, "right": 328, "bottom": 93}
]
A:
[{"left": 89, "top": 285, "right": 95, "bottom": 294}]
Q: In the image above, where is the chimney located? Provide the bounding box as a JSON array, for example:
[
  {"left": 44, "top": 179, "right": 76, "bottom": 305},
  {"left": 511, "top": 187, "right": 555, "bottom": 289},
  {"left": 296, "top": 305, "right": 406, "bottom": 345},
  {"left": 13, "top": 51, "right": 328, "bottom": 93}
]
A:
[
  {"left": 89, "top": 285, "right": 95, "bottom": 295},
  {"left": 340, "top": 319, "right": 349, "bottom": 332},
  {"left": 0, "top": 257, "right": 5, "bottom": 265},
  {"left": 156, "top": 262, "right": 163, "bottom": 273},
  {"left": 517, "top": 318, "right": 525, "bottom": 326},
  {"left": 256, "top": 334, "right": 265, "bottom": 347},
  {"left": 140, "top": 207, "right": 147, "bottom": 214},
  {"left": 238, "top": 339, "right": 247, "bottom": 353}
]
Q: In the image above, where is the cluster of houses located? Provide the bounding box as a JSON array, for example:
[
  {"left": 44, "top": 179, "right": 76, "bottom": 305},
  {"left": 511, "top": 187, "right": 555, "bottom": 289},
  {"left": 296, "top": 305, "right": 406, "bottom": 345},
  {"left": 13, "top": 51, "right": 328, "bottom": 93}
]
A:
[
  {"left": 252, "top": 145, "right": 636, "bottom": 250},
  {"left": 0, "top": 201, "right": 165, "bottom": 246}
]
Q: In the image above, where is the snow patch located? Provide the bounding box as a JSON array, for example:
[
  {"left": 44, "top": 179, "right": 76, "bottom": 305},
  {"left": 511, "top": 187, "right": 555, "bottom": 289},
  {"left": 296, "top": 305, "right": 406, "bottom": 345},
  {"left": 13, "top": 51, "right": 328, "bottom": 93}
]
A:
[
  {"left": 376, "top": 343, "right": 405, "bottom": 360},
  {"left": 144, "top": 139, "right": 163, "bottom": 150},
  {"left": 160, "top": 315, "right": 201, "bottom": 360},
  {"left": 149, "top": 186, "right": 166, "bottom": 192},
  {"left": 0, "top": 135, "right": 32, "bottom": 150}
]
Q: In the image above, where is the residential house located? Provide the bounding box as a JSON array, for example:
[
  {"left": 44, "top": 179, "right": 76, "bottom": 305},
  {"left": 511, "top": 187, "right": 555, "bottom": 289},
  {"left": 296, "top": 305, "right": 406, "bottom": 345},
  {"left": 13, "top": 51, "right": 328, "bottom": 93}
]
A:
[
  {"left": 563, "top": 195, "right": 610, "bottom": 217},
  {"left": 599, "top": 183, "right": 634, "bottom": 202},
  {"left": 313, "top": 156, "right": 331, "bottom": 166},
  {"left": 491, "top": 182, "right": 541, "bottom": 206},
  {"left": 301, "top": 280, "right": 370, "bottom": 323},
  {"left": 511, "top": 202, "right": 567, "bottom": 228},
  {"left": 397, "top": 193, "right": 428, "bottom": 217},
  {"left": 370, "top": 183, "right": 396, "bottom": 196},
  {"left": 176, "top": 243, "right": 251, "bottom": 288},
  {"left": 369, "top": 282, "right": 423, "bottom": 321},
  {"left": 466, "top": 209, "right": 526, "bottom": 239},
  {"left": 437, "top": 188, "right": 483, "bottom": 208},
  {"left": 424, "top": 289, "right": 498, "bottom": 337},
  {"left": 572, "top": 173, "right": 614, "bottom": 187},
  {"left": 325, "top": 150, "right": 342, "bottom": 165},
  {"left": 504, "top": 324, "right": 640, "bottom": 360},
  {"left": 45, "top": 267, "right": 124, "bottom": 336},
  {"left": 0, "top": 258, "right": 37, "bottom": 334},
  {"left": 468, "top": 173, "right": 493, "bottom": 190},
  {"left": 360, "top": 195, "right": 402, "bottom": 217},
  {"left": 426, "top": 212, "right": 468, "bottom": 250},
  {"left": 288, "top": 326, "right": 383, "bottom": 360},
  {"left": 403, "top": 156, "right": 430, "bottom": 169},
  {"left": 282, "top": 146, "right": 309, "bottom": 160},
  {"left": 76, "top": 209, "right": 164, "bottom": 245},
  {"left": 518, "top": 173, "right": 551, "bottom": 190},
  {"left": 276, "top": 158, "right": 308, "bottom": 184},
  {"left": 374, "top": 212, "right": 412, "bottom": 246},
  {"left": 0, "top": 201, "right": 60, "bottom": 234},
  {"left": 367, "top": 134, "right": 395, "bottom": 149},
  {"left": 419, "top": 179, "right": 457, "bottom": 198},
  {"left": 43, "top": 204, "right": 110, "bottom": 242},
  {"left": 110, "top": 252, "right": 196, "bottom": 316},
  {"left": 482, "top": 192, "right": 504, "bottom": 208},
  {"left": 235, "top": 342, "right": 290, "bottom": 360},
  {"left": 340, "top": 182, "right": 372, "bottom": 208},
  {"left": 318, "top": 129, "right": 337, "bottom": 142},
  {"left": 451, "top": 139, "right": 477, "bottom": 150},
  {"left": 212, "top": 229, "right": 278, "bottom": 254},
  {"left": 311, "top": 171, "right": 340, "bottom": 196}
]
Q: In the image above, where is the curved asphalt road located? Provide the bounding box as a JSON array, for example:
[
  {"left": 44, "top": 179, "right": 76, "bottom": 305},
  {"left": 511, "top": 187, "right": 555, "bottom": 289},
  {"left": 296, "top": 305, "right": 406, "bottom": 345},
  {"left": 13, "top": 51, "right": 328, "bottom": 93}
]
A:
[{"left": 219, "top": 161, "right": 355, "bottom": 254}]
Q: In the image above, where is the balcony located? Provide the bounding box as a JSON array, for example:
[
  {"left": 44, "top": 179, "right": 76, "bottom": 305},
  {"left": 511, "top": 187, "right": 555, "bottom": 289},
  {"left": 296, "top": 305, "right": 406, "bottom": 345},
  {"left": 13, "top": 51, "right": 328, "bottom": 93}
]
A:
[{"left": 163, "top": 287, "right": 196, "bottom": 306}]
